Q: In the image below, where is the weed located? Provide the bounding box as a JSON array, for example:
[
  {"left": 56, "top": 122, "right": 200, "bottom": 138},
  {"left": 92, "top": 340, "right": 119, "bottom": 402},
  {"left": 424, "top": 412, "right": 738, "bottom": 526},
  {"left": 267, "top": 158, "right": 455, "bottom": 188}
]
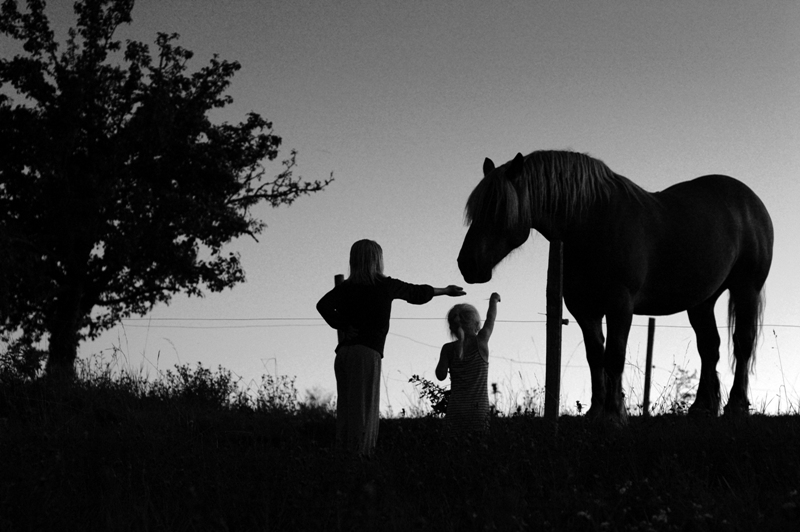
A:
[
  {"left": 254, "top": 373, "right": 300, "bottom": 414},
  {"left": 649, "top": 364, "right": 698, "bottom": 415},
  {"left": 408, "top": 374, "right": 449, "bottom": 417}
]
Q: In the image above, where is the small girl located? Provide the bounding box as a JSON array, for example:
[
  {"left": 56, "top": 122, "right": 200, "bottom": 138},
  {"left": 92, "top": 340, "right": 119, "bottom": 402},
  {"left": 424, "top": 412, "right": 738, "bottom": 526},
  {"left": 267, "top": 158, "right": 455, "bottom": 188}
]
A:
[{"left": 436, "top": 292, "right": 500, "bottom": 434}]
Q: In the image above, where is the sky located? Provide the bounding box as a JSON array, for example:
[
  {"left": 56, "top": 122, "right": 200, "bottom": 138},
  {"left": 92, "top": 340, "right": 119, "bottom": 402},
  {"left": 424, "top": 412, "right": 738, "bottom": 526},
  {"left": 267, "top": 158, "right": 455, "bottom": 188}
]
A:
[{"left": 6, "top": 0, "right": 800, "bottom": 415}]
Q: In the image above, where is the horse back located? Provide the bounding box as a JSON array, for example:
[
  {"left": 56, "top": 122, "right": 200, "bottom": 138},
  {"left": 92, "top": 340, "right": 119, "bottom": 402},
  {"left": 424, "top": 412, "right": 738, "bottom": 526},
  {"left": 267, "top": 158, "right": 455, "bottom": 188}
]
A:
[
  {"left": 564, "top": 174, "right": 773, "bottom": 316},
  {"left": 655, "top": 175, "right": 773, "bottom": 259}
]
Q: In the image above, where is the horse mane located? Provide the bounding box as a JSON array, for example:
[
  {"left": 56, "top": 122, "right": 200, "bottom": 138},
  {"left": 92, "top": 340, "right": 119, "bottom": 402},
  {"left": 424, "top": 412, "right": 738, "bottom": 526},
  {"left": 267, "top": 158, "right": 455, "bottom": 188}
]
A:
[{"left": 465, "top": 150, "right": 642, "bottom": 229}]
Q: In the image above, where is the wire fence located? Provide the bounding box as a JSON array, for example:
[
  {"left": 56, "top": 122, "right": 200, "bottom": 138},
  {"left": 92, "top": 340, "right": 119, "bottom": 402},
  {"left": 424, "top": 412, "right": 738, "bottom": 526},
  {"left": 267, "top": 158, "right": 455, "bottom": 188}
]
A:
[
  {"left": 119, "top": 316, "right": 800, "bottom": 329},
  {"left": 104, "top": 313, "right": 800, "bottom": 415},
  {"left": 117, "top": 314, "right": 800, "bottom": 375}
]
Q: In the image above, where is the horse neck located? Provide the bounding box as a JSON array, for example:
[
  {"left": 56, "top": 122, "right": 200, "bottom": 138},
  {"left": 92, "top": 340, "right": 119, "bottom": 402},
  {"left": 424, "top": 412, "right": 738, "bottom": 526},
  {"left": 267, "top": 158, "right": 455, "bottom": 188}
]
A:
[
  {"left": 530, "top": 213, "right": 563, "bottom": 241},
  {"left": 528, "top": 176, "right": 642, "bottom": 242},
  {"left": 528, "top": 191, "right": 582, "bottom": 241}
]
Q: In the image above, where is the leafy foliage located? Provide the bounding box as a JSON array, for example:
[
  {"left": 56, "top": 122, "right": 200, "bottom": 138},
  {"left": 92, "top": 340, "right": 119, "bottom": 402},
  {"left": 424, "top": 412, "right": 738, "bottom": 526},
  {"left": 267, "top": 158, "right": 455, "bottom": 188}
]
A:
[
  {"left": 409, "top": 374, "right": 449, "bottom": 417},
  {"left": 158, "top": 363, "right": 242, "bottom": 409},
  {"left": 0, "top": 0, "right": 331, "bottom": 377},
  {"left": 0, "top": 334, "right": 46, "bottom": 381}
]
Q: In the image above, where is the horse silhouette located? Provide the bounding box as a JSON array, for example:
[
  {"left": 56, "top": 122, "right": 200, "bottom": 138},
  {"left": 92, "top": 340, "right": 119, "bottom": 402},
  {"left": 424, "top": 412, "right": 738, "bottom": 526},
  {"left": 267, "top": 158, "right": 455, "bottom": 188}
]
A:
[{"left": 458, "top": 150, "right": 773, "bottom": 424}]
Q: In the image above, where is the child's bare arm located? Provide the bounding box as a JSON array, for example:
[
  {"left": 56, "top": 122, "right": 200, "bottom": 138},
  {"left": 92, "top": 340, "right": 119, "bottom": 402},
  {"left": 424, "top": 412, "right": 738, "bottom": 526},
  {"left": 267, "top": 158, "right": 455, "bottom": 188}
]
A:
[
  {"left": 435, "top": 345, "right": 450, "bottom": 381},
  {"left": 479, "top": 293, "right": 501, "bottom": 340}
]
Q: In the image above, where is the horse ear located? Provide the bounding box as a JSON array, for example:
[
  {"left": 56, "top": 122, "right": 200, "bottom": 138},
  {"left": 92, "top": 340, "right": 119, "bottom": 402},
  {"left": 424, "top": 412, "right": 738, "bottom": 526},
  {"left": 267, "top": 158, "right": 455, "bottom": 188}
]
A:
[
  {"left": 483, "top": 158, "right": 495, "bottom": 176},
  {"left": 507, "top": 152, "right": 525, "bottom": 181}
]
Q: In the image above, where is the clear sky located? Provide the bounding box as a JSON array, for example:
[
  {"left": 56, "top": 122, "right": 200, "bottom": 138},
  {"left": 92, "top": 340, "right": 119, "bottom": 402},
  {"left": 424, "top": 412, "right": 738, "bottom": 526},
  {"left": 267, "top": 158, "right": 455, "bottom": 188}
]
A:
[{"left": 14, "top": 0, "right": 800, "bottom": 414}]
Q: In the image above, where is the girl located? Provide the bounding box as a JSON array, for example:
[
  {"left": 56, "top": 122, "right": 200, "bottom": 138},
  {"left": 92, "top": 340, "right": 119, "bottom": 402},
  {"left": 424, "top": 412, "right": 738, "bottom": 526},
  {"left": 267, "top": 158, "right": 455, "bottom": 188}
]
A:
[
  {"left": 317, "top": 239, "right": 465, "bottom": 456},
  {"left": 436, "top": 293, "right": 500, "bottom": 434}
]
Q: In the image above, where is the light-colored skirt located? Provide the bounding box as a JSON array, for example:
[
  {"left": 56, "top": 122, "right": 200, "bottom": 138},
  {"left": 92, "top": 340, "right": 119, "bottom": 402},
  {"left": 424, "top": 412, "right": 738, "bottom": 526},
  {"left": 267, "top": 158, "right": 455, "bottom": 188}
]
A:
[{"left": 334, "top": 345, "right": 381, "bottom": 456}]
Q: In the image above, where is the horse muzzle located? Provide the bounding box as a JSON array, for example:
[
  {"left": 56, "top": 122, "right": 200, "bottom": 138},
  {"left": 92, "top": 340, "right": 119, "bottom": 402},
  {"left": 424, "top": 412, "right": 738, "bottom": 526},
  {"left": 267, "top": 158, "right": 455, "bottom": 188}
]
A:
[{"left": 457, "top": 255, "right": 493, "bottom": 284}]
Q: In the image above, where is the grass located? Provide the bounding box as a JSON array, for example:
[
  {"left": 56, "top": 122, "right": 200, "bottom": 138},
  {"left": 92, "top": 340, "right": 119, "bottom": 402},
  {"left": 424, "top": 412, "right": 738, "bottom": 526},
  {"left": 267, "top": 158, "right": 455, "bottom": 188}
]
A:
[{"left": 1, "top": 357, "right": 799, "bottom": 531}]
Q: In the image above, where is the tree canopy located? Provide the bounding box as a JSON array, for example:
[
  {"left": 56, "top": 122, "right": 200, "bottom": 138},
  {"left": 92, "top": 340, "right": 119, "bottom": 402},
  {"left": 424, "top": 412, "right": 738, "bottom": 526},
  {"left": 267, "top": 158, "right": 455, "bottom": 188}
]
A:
[{"left": 0, "top": 0, "right": 332, "bottom": 377}]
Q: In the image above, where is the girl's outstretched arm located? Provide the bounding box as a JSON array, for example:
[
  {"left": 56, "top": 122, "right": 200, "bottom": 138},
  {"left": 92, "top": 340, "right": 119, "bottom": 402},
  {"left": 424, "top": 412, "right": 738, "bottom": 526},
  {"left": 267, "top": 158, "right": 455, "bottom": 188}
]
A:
[
  {"left": 435, "top": 344, "right": 450, "bottom": 381},
  {"left": 478, "top": 293, "right": 501, "bottom": 340},
  {"left": 432, "top": 285, "right": 466, "bottom": 297}
]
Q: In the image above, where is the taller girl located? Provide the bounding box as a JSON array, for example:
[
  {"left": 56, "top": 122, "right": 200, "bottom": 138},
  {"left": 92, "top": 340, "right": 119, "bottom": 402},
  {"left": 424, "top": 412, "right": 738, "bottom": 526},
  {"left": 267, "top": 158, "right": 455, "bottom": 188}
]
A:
[{"left": 317, "top": 239, "right": 465, "bottom": 456}]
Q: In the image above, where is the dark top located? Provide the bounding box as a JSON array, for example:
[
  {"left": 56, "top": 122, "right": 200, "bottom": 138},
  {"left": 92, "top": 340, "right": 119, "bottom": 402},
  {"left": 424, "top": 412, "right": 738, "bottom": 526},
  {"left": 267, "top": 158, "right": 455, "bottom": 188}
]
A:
[{"left": 316, "top": 277, "right": 434, "bottom": 357}]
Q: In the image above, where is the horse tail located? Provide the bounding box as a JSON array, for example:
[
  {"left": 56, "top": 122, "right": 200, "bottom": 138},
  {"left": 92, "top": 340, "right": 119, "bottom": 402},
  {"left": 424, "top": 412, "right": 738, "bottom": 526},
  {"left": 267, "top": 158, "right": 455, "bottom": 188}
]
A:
[{"left": 727, "top": 284, "right": 765, "bottom": 373}]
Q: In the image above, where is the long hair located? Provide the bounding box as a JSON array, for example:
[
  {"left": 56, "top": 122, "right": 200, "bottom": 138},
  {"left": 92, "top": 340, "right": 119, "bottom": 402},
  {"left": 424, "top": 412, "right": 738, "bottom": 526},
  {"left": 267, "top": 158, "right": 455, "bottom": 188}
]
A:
[
  {"left": 447, "top": 304, "right": 481, "bottom": 360},
  {"left": 347, "top": 239, "right": 386, "bottom": 285},
  {"left": 465, "top": 150, "right": 642, "bottom": 231}
]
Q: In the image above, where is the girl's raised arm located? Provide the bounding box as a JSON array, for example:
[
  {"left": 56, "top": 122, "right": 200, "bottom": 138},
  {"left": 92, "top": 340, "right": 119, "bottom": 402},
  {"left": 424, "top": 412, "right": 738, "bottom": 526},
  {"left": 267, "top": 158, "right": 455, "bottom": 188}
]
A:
[{"left": 478, "top": 293, "right": 501, "bottom": 340}]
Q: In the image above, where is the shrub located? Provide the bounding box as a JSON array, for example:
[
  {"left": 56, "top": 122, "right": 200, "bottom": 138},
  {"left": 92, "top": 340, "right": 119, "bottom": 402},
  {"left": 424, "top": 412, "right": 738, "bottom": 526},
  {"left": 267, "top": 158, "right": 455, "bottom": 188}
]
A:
[
  {"left": 0, "top": 336, "right": 46, "bottom": 382},
  {"left": 157, "top": 363, "right": 241, "bottom": 408},
  {"left": 254, "top": 374, "right": 299, "bottom": 414},
  {"left": 409, "top": 374, "right": 449, "bottom": 417}
]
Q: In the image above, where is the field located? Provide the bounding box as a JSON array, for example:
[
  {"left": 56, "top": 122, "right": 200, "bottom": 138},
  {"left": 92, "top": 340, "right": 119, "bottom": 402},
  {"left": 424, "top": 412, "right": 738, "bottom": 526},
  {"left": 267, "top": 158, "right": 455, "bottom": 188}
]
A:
[{"left": 1, "top": 362, "right": 799, "bottom": 531}]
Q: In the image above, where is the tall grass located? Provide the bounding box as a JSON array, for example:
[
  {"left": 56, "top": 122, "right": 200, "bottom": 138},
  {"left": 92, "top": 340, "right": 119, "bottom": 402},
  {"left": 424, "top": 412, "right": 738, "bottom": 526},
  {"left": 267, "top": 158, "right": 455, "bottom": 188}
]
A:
[{"left": 2, "top": 350, "right": 799, "bottom": 531}]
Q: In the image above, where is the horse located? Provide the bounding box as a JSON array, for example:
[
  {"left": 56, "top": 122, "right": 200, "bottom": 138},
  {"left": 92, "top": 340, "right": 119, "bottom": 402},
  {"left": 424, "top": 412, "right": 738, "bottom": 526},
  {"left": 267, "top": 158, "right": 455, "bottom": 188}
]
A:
[{"left": 457, "top": 150, "right": 773, "bottom": 424}]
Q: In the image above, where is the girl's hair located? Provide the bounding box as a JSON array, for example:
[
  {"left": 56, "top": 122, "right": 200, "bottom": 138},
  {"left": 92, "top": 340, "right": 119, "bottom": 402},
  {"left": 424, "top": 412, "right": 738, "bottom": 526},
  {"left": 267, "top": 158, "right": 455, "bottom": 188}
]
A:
[
  {"left": 446, "top": 304, "right": 481, "bottom": 360},
  {"left": 347, "top": 239, "right": 386, "bottom": 285}
]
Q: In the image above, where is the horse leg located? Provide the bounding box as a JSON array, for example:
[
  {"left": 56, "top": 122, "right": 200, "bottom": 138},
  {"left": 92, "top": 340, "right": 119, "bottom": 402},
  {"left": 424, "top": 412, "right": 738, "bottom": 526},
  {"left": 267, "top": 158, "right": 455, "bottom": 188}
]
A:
[
  {"left": 575, "top": 315, "right": 605, "bottom": 420},
  {"left": 686, "top": 298, "right": 722, "bottom": 416},
  {"left": 603, "top": 309, "right": 633, "bottom": 425},
  {"left": 724, "top": 285, "right": 762, "bottom": 416}
]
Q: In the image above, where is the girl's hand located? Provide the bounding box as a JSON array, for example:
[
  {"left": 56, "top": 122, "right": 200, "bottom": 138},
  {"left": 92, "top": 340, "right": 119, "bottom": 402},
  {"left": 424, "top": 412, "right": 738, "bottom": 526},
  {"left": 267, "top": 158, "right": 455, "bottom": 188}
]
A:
[
  {"left": 446, "top": 285, "right": 466, "bottom": 297},
  {"left": 490, "top": 292, "right": 501, "bottom": 302}
]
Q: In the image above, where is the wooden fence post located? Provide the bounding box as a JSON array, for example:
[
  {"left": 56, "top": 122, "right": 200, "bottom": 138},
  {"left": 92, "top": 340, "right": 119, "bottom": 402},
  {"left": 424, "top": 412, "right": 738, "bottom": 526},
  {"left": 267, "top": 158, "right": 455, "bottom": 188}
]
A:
[
  {"left": 544, "top": 240, "right": 564, "bottom": 421},
  {"left": 642, "top": 317, "right": 656, "bottom": 416},
  {"left": 334, "top": 274, "right": 344, "bottom": 343}
]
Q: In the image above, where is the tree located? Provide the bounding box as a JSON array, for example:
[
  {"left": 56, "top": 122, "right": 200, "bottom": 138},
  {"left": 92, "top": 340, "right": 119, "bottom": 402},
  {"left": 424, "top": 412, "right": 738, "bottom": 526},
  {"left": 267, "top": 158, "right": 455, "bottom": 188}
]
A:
[{"left": 0, "top": 0, "right": 332, "bottom": 379}]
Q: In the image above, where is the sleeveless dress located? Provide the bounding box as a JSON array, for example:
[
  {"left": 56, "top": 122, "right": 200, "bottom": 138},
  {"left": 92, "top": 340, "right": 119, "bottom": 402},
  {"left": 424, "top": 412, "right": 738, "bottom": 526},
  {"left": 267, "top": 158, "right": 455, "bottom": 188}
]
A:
[{"left": 445, "top": 337, "right": 490, "bottom": 434}]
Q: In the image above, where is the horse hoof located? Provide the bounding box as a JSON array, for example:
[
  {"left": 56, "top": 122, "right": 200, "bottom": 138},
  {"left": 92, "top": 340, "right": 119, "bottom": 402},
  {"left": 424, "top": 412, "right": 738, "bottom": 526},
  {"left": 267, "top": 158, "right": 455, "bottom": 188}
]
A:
[
  {"left": 688, "top": 405, "right": 717, "bottom": 418},
  {"left": 585, "top": 406, "right": 603, "bottom": 421},
  {"left": 584, "top": 406, "right": 627, "bottom": 426},
  {"left": 601, "top": 410, "right": 628, "bottom": 427},
  {"left": 607, "top": 416, "right": 627, "bottom": 428},
  {"left": 723, "top": 403, "right": 751, "bottom": 417}
]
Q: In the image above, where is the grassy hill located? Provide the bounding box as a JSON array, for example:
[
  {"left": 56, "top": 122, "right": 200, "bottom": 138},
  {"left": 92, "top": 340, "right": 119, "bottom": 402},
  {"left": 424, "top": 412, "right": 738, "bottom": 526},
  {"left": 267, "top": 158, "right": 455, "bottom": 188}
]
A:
[{"left": 1, "top": 361, "right": 798, "bottom": 531}]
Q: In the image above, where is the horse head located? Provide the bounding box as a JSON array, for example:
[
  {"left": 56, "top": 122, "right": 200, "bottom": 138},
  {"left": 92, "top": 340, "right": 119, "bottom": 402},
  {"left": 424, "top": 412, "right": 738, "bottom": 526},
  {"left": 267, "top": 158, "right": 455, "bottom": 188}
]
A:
[{"left": 458, "top": 153, "right": 530, "bottom": 284}]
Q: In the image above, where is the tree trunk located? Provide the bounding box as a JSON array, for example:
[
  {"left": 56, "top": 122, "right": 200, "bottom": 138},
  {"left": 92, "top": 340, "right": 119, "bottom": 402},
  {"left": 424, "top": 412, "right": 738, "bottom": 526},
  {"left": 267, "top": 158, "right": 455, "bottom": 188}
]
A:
[
  {"left": 44, "top": 286, "right": 83, "bottom": 381},
  {"left": 46, "top": 332, "right": 78, "bottom": 381}
]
